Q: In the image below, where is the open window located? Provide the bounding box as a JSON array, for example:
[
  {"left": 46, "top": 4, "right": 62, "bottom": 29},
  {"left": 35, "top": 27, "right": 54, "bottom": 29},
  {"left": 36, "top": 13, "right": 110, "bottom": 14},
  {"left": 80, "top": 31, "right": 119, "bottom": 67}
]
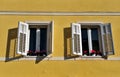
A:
[
  {"left": 17, "top": 21, "right": 54, "bottom": 56},
  {"left": 71, "top": 22, "right": 114, "bottom": 57}
]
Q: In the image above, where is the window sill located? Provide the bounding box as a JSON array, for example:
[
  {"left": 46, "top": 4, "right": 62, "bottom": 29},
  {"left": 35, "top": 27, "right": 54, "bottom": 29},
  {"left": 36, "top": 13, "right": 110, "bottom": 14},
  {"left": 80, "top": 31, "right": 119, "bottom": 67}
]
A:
[
  {"left": 2, "top": 56, "right": 120, "bottom": 61},
  {"left": 23, "top": 56, "right": 104, "bottom": 61},
  {"left": 24, "top": 54, "right": 52, "bottom": 58},
  {"left": 82, "top": 56, "right": 102, "bottom": 58}
]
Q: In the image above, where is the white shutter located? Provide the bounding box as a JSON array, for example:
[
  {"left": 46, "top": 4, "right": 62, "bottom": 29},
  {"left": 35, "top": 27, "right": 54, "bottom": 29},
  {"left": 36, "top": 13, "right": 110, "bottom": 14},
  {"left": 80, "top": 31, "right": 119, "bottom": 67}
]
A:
[
  {"left": 101, "top": 24, "right": 107, "bottom": 57},
  {"left": 47, "top": 21, "right": 54, "bottom": 55},
  {"left": 17, "top": 22, "right": 29, "bottom": 55},
  {"left": 71, "top": 23, "right": 82, "bottom": 55},
  {"left": 101, "top": 23, "right": 114, "bottom": 57},
  {"left": 104, "top": 23, "right": 114, "bottom": 55}
]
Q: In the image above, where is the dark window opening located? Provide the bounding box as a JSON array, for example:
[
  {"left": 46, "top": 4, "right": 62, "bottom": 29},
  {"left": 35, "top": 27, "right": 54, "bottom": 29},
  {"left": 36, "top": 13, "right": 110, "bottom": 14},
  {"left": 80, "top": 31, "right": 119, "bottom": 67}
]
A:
[
  {"left": 81, "top": 29, "right": 89, "bottom": 56},
  {"left": 91, "top": 28, "right": 102, "bottom": 56},
  {"left": 81, "top": 27, "right": 102, "bottom": 56},
  {"left": 29, "top": 28, "right": 36, "bottom": 52},
  {"left": 27, "top": 27, "right": 47, "bottom": 56}
]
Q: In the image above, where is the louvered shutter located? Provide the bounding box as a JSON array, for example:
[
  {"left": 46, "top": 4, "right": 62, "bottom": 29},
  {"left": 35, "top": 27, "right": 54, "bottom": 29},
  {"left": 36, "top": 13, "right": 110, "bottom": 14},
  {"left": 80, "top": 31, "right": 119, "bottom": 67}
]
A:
[
  {"left": 17, "top": 22, "right": 29, "bottom": 55},
  {"left": 104, "top": 23, "right": 114, "bottom": 55},
  {"left": 47, "top": 21, "right": 54, "bottom": 55},
  {"left": 101, "top": 23, "right": 114, "bottom": 57},
  {"left": 71, "top": 23, "right": 82, "bottom": 55}
]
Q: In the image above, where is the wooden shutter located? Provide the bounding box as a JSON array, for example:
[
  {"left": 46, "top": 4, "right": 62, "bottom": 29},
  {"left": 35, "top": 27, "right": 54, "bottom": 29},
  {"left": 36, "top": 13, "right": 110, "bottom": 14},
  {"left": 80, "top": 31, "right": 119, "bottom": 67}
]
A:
[
  {"left": 71, "top": 23, "right": 82, "bottom": 55},
  {"left": 47, "top": 21, "right": 54, "bottom": 55},
  {"left": 17, "top": 22, "right": 29, "bottom": 55},
  {"left": 101, "top": 23, "right": 114, "bottom": 57},
  {"left": 104, "top": 23, "right": 114, "bottom": 55}
]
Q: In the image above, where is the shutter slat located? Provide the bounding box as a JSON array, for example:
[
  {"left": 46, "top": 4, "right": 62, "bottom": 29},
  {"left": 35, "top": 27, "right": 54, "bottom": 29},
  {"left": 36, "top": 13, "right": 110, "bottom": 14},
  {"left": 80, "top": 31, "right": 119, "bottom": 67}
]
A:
[
  {"left": 71, "top": 23, "right": 82, "bottom": 55},
  {"left": 17, "top": 22, "right": 29, "bottom": 55},
  {"left": 101, "top": 23, "right": 114, "bottom": 57},
  {"left": 105, "top": 23, "right": 114, "bottom": 55}
]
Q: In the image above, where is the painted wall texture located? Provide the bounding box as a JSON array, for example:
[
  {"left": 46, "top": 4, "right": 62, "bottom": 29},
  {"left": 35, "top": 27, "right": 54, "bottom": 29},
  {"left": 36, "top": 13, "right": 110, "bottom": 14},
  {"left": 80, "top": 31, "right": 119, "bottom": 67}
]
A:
[
  {"left": 0, "top": 0, "right": 120, "bottom": 12},
  {"left": 0, "top": 0, "right": 120, "bottom": 77}
]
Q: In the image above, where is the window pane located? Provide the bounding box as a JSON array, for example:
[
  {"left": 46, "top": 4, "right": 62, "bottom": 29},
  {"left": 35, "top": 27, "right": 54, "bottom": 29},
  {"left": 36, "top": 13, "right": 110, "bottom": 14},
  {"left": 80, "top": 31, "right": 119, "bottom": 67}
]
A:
[
  {"left": 81, "top": 28, "right": 89, "bottom": 55},
  {"left": 40, "top": 28, "right": 47, "bottom": 51},
  {"left": 40, "top": 28, "right": 47, "bottom": 56},
  {"left": 29, "top": 28, "right": 36, "bottom": 52},
  {"left": 91, "top": 28, "right": 99, "bottom": 51}
]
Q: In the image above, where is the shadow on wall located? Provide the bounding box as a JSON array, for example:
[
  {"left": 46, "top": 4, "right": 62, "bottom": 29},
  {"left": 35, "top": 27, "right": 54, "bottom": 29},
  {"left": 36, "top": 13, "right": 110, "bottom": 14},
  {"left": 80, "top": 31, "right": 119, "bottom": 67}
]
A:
[
  {"left": 64, "top": 27, "right": 79, "bottom": 60},
  {"left": 5, "top": 28, "right": 46, "bottom": 63},
  {"left": 5, "top": 28, "right": 23, "bottom": 62},
  {"left": 35, "top": 56, "right": 46, "bottom": 64}
]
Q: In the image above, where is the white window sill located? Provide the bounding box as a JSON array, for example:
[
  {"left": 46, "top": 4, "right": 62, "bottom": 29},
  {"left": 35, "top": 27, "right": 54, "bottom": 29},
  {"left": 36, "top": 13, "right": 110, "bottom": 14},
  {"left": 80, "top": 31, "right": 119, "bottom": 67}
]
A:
[
  {"left": 24, "top": 55, "right": 52, "bottom": 58},
  {"left": 2, "top": 57, "right": 120, "bottom": 61},
  {"left": 82, "top": 55, "right": 102, "bottom": 58}
]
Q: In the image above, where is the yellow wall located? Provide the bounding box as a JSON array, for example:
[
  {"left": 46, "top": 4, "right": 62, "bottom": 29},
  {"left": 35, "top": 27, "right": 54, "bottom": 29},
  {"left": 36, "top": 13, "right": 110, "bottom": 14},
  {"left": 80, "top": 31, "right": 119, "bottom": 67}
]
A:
[
  {"left": 0, "top": 15, "right": 120, "bottom": 57},
  {"left": 0, "top": 60, "right": 120, "bottom": 77},
  {"left": 0, "top": 0, "right": 120, "bottom": 77},
  {"left": 0, "top": 0, "right": 120, "bottom": 12}
]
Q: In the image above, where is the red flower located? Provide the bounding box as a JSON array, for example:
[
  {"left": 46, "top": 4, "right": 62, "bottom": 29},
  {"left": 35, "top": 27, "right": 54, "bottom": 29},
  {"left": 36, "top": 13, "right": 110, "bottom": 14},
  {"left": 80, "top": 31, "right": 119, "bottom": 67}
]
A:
[
  {"left": 83, "top": 50, "right": 88, "bottom": 54},
  {"left": 91, "top": 50, "right": 96, "bottom": 53},
  {"left": 35, "top": 50, "right": 40, "bottom": 53},
  {"left": 28, "top": 50, "right": 33, "bottom": 53}
]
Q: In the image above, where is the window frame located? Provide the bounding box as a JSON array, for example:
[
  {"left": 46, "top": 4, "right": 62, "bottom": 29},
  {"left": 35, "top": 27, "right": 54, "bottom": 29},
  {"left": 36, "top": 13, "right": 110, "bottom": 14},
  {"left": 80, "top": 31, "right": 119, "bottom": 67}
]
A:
[
  {"left": 71, "top": 22, "right": 114, "bottom": 57},
  {"left": 79, "top": 22, "right": 103, "bottom": 56},
  {"left": 17, "top": 21, "right": 54, "bottom": 57}
]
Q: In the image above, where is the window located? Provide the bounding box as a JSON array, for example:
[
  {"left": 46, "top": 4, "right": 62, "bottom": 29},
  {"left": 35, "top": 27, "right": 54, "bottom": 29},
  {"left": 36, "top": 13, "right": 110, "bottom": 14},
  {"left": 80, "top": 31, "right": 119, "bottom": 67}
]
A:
[
  {"left": 17, "top": 21, "right": 54, "bottom": 56},
  {"left": 71, "top": 22, "right": 114, "bottom": 57}
]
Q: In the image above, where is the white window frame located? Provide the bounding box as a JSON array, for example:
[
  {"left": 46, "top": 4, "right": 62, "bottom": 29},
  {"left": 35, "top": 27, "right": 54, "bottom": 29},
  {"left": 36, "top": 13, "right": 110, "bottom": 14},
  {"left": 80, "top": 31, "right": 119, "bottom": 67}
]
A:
[
  {"left": 17, "top": 21, "right": 54, "bottom": 56},
  {"left": 72, "top": 22, "right": 114, "bottom": 57},
  {"left": 81, "top": 23, "right": 102, "bottom": 56}
]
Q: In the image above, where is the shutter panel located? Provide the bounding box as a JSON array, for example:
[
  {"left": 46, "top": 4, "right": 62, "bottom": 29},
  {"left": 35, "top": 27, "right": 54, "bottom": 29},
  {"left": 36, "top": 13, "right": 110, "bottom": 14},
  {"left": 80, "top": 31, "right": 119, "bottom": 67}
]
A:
[
  {"left": 71, "top": 23, "right": 82, "bottom": 55},
  {"left": 47, "top": 21, "right": 54, "bottom": 55},
  {"left": 101, "top": 24, "right": 107, "bottom": 57},
  {"left": 104, "top": 23, "right": 114, "bottom": 55},
  {"left": 17, "top": 22, "right": 29, "bottom": 55},
  {"left": 101, "top": 23, "right": 114, "bottom": 57}
]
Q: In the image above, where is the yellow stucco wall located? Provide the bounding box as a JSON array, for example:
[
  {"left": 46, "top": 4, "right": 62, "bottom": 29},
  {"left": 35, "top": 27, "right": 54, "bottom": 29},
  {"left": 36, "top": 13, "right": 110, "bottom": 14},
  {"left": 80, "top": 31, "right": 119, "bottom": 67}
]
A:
[
  {"left": 0, "top": 0, "right": 120, "bottom": 77},
  {"left": 0, "top": 15, "right": 120, "bottom": 57},
  {"left": 0, "top": 60, "right": 120, "bottom": 77},
  {"left": 0, "top": 0, "right": 120, "bottom": 12}
]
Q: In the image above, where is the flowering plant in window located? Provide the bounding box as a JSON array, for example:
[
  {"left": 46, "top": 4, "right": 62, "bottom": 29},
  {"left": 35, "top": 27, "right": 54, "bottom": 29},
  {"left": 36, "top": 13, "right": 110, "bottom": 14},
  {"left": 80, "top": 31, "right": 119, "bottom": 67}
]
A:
[
  {"left": 40, "top": 50, "right": 47, "bottom": 56},
  {"left": 27, "top": 50, "right": 34, "bottom": 56},
  {"left": 27, "top": 50, "right": 47, "bottom": 56},
  {"left": 83, "top": 50, "right": 88, "bottom": 56},
  {"left": 96, "top": 51, "right": 102, "bottom": 56},
  {"left": 35, "top": 50, "right": 47, "bottom": 56},
  {"left": 35, "top": 50, "right": 41, "bottom": 56},
  {"left": 91, "top": 50, "right": 96, "bottom": 53},
  {"left": 90, "top": 50, "right": 96, "bottom": 56}
]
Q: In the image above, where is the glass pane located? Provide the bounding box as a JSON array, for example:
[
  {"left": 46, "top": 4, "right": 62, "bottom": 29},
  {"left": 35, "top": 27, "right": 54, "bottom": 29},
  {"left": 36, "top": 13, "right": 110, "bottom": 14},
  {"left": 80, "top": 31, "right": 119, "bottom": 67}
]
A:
[
  {"left": 40, "top": 28, "right": 47, "bottom": 56},
  {"left": 81, "top": 28, "right": 89, "bottom": 55},
  {"left": 40, "top": 28, "right": 47, "bottom": 51},
  {"left": 91, "top": 28, "right": 100, "bottom": 55},
  {"left": 29, "top": 28, "right": 36, "bottom": 52}
]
